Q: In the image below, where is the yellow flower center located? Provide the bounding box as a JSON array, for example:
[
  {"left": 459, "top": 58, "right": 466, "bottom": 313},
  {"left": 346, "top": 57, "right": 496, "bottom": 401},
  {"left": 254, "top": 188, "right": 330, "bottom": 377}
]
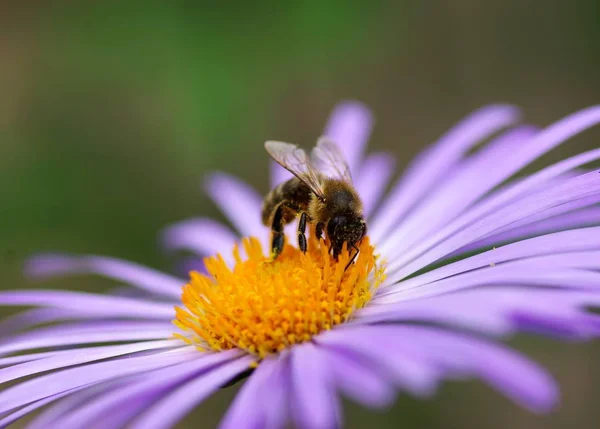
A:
[{"left": 174, "top": 231, "right": 385, "bottom": 357}]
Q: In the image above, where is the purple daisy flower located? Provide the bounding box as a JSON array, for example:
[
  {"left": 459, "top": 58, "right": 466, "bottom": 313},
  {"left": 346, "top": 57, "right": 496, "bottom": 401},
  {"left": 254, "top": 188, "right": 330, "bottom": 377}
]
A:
[{"left": 2, "top": 101, "right": 600, "bottom": 428}]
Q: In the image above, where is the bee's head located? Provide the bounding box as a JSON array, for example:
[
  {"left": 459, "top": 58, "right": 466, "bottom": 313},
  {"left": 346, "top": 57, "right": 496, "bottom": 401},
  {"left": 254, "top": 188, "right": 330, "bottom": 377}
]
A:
[{"left": 327, "top": 215, "right": 367, "bottom": 259}]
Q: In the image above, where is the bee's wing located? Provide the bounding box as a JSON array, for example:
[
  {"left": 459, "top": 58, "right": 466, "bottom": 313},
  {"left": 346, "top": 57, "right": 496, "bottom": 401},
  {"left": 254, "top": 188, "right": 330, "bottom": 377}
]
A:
[
  {"left": 311, "top": 137, "right": 353, "bottom": 183},
  {"left": 265, "top": 141, "right": 326, "bottom": 199}
]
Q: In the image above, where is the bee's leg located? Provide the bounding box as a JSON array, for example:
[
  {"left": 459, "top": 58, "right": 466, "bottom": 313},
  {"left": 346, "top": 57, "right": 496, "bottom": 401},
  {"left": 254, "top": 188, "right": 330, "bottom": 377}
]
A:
[
  {"left": 315, "top": 222, "right": 325, "bottom": 241},
  {"left": 331, "top": 244, "right": 342, "bottom": 260},
  {"left": 344, "top": 244, "right": 360, "bottom": 271},
  {"left": 270, "top": 203, "right": 287, "bottom": 260},
  {"left": 297, "top": 212, "right": 308, "bottom": 253}
]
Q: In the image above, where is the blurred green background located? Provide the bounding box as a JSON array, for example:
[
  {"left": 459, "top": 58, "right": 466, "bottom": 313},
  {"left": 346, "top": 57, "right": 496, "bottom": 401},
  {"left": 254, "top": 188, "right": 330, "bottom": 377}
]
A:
[{"left": 2, "top": 1, "right": 600, "bottom": 428}]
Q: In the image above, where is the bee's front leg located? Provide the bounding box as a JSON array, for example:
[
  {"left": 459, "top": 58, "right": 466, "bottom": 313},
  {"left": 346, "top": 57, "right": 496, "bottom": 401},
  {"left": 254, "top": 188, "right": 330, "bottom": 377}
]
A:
[
  {"left": 315, "top": 222, "right": 325, "bottom": 241},
  {"left": 270, "top": 202, "right": 287, "bottom": 260},
  {"left": 298, "top": 212, "right": 308, "bottom": 253},
  {"left": 344, "top": 243, "right": 360, "bottom": 271}
]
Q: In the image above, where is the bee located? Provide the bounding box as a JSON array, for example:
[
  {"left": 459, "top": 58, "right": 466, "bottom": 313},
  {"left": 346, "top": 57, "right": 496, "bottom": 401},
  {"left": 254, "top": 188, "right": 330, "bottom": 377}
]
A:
[{"left": 262, "top": 137, "right": 367, "bottom": 267}]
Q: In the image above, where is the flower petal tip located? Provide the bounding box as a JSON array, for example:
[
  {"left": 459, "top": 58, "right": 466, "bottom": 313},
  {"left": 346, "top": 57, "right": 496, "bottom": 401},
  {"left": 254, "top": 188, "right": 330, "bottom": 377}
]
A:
[
  {"left": 327, "top": 101, "right": 373, "bottom": 132},
  {"left": 331, "top": 100, "right": 373, "bottom": 119},
  {"left": 510, "top": 367, "right": 561, "bottom": 415},
  {"left": 529, "top": 389, "right": 560, "bottom": 415},
  {"left": 23, "top": 254, "right": 78, "bottom": 279}
]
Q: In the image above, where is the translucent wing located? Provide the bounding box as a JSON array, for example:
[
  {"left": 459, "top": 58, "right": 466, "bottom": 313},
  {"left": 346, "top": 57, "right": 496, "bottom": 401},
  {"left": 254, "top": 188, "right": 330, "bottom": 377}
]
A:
[
  {"left": 264, "top": 141, "right": 326, "bottom": 199},
  {"left": 311, "top": 137, "right": 353, "bottom": 183}
]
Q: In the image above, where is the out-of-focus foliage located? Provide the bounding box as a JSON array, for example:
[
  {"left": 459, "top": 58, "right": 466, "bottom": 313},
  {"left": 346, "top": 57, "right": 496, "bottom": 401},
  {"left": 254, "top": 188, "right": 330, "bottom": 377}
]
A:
[{"left": 1, "top": 1, "right": 600, "bottom": 428}]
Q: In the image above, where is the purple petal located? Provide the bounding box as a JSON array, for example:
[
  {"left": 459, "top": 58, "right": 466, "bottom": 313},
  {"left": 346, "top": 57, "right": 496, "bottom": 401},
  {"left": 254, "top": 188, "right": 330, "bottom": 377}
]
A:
[
  {"left": 0, "top": 308, "right": 87, "bottom": 335},
  {"left": 57, "top": 380, "right": 156, "bottom": 429},
  {"left": 380, "top": 143, "right": 600, "bottom": 266},
  {"left": 0, "top": 346, "right": 198, "bottom": 414},
  {"left": 0, "top": 385, "right": 92, "bottom": 428},
  {"left": 512, "top": 312, "right": 600, "bottom": 339},
  {"left": 219, "top": 356, "right": 282, "bottom": 429},
  {"left": 455, "top": 187, "right": 600, "bottom": 244},
  {"left": 161, "top": 217, "right": 238, "bottom": 258},
  {"left": 290, "top": 343, "right": 341, "bottom": 429},
  {"left": 361, "top": 287, "right": 600, "bottom": 338},
  {"left": 386, "top": 227, "right": 600, "bottom": 291},
  {"left": 323, "top": 101, "right": 373, "bottom": 175},
  {"left": 0, "top": 290, "right": 175, "bottom": 319},
  {"left": 369, "top": 105, "right": 520, "bottom": 242},
  {"left": 25, "top": 254, "right": 183, "bottom": 299},
  {"left": 377, "top": 126, "right": 536, "bottom": 255},
  {"left": 321, "top": 346, "right": 396, "bottom": 408},
  {"left": 392, "top": 149, "right": 600, "bottom": 269},
  {"left": 390, "top": 170, "right": 600, "bottom": 281},
  {"left": 24, "top": 383, "right": 119, "bottom": 429},
  {"left": 127, "top": 355, "right": 255, "bottom": 429},
  {"left": 417, "top": 327, "right": 559, "bottom": 412},
  {"left": 316, "top": 332, "right": 439, "bottom": 397},
  {"left": 0, "top": 322, "right": 176, "bottom": 356},
  {"left": 175, "top": 256, "right": 208, "bottom": 277},
  {"left": 263, "top": 353, "right": 289, "bottom": 429},
  {"left": 355, "top": 152, "right": 395, "bottom": 217},
  {"left": 0, "top": 339, "right": 178, "bottom": 384},
  {"left": 491, "top": 193, "right": 600, "bottom": 236},
  {"left": 382, "top": 264, "right": 600, "bottom": 302},
  {"left": 384, "top": 107, "right": 600, "bottom": 275},
  {"left": 205, "top": 172, "right": 265, "bottom": 238},
  {"left": 0, "top": 350, "right": 71, "bottom": 367},
  {"left": 454, "top": 148, "right": 600, "bottom": 235},
  {"left": 319, "top": 325, "right": 558, "bottom": 413},
  {"left": 459, "top": 206, "right": 600, "bottom": 254},
  {"left": 58, "top": 349, "right": 244, "bottom": 429}
]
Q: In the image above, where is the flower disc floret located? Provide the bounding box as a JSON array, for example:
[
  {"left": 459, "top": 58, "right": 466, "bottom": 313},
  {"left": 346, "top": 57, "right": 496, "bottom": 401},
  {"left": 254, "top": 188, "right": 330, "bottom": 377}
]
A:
[{"left": 175, "top": 233, "right": 385, "bottom": 357}]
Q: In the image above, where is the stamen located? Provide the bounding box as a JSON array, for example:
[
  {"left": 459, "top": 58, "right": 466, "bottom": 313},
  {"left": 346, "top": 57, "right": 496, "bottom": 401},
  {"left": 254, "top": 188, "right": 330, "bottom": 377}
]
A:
[{"left": 174, "top": 232, "right": 385, "bottom": 358}]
